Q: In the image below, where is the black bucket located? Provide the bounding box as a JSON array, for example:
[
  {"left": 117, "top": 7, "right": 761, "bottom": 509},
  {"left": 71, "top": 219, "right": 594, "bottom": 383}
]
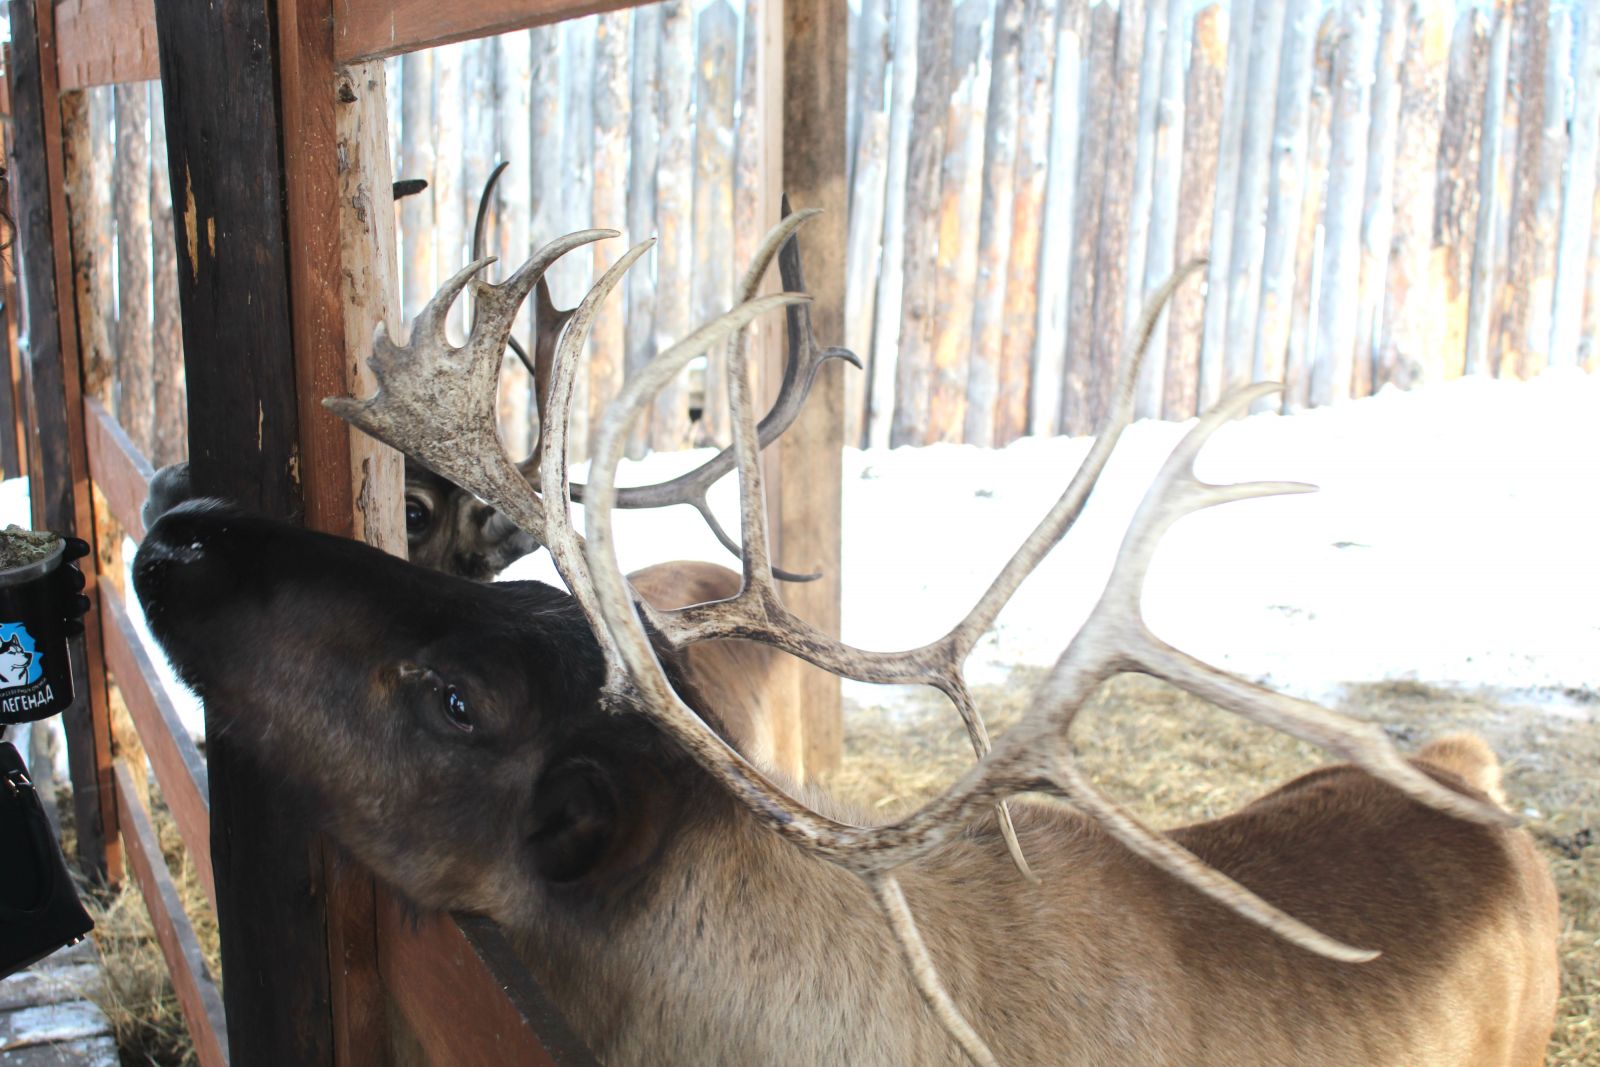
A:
[{"left": 0, "top": 532, "right": 75, "bottom": 725}]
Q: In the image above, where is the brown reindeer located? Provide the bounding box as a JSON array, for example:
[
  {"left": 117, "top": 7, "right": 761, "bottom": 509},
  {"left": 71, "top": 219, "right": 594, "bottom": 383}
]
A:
[{"left": 132, "top": 216, "right": 1559, "bottom": 1067}]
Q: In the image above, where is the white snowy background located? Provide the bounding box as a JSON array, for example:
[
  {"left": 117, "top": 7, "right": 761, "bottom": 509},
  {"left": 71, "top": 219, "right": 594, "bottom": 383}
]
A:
[{"left": 3, "top": 369, "right": 1597, "bottom": 757}]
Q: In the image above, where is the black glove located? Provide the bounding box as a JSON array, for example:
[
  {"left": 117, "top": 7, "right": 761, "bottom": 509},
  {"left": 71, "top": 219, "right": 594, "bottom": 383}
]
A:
[{"left": 55, "top": 537, "right": 91, "bottom": 638}]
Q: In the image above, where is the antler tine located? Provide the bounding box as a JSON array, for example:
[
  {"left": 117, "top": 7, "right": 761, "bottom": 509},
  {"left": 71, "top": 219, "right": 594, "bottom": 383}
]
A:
[
  {"left": 562, "top": 208, "right": 856, "bottom": 582},
  {"left": 523, "top": 276, "right": 577, "bottom": 475}
]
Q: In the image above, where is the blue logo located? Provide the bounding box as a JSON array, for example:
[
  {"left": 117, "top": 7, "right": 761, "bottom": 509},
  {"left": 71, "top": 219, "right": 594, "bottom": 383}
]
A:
[{"left": 0, "top": 623, "right": 43, "bottom": 689}]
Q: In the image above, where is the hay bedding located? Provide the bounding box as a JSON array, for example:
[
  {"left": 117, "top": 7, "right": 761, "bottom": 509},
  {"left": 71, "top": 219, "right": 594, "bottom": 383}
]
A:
[{"left": 828, "top": 671, "right": 1598, "bottom": 1066}]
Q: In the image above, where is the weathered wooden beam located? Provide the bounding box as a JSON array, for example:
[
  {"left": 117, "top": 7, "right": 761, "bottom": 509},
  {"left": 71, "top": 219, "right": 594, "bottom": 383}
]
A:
[
  {"left": 113, "top": 81, "right": 154, "bottom": 454},
  {"left": 1431, "top": 9, "right": 1489, "bottom": 381},
  {"left": 1495, "top": 0, "right": 1555, "bottom": 379},
  {"left": 692, "top": 0, "right": 736, "bottom": 446},
  {"left": 1133, "top": 0, "right": 1184, "bottom": 419},
  {"left": 55, "top": 0, "right": 160, "bottom": 90},
  {"left": 589, "top": 10, "right": 632, "bottom": 455},
  {"left": 376, "top": 896, "right": 597, "bottom": 1067},
  {"left": 1283, "top": 12, "right": 1337, "bottom": 410},
  {"left": 841, "top": 0, "right": 889, "bottom": 448},
  {"left": 652, "top": 1, "right": 693, "bottom": 452},
  {"left": 83, "top": 398, "right": 151, "bottom": 540},
  {"left": 778, "top": 0, "right": 848, "bottom": 777},
  {"left": 114, "top": 761, "right": 229, "bottom": 1067},
  {"left": 1464, "top": 1, "right": 1512, "bottom": 377},
  {"left": 150, "top": 91, "right": 186, "bottom": 466},
  {"left": 10, "top": 0, "right": 120, "bottom": 885},
  {"left": 866, "top": 0, "right": 917, "bottom": 448},
  {"left": 626, "top": 6, "right": 660, "bottom": 459},
  {"left": 100, "top": 592, "right": 214, "bottom": 910},
  {"left": 333, "top": 0, "right": 648, "bottom": 65}
]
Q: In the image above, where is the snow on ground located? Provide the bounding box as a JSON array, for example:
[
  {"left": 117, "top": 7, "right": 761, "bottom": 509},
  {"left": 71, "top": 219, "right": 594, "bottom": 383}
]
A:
[{"left": 3, "top": 369, "right": 1597, "bottom": 749}]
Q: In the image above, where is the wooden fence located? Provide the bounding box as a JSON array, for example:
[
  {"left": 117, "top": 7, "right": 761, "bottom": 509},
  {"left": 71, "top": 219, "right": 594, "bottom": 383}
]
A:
[{"left": 379, "top": 0, "right": 1600, "bottom": 455}]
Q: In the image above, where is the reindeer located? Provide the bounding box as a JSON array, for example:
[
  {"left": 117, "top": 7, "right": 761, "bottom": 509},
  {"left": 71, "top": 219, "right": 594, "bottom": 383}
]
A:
[{"left": 132, "top": 214, "right": 1559, "bottom": 1067}]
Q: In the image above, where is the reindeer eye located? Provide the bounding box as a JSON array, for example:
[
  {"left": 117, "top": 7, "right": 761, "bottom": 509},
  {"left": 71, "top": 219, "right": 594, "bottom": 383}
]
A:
[
  {"left": 405, "top": 497, "right": 431, "bottom": 533},
  {"left": 443, "top": 687, "right": 473, "bottom": 732}
]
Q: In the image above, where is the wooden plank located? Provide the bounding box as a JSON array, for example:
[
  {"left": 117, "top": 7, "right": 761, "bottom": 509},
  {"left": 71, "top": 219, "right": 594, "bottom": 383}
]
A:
[
  {"left": 83, "top": 397, "right": 152, "bottom": 540},
  {"left": 1310, "top": 0, "right": 1378, "bottom": 407},
  {"left": 100, "top": 592, "right": 214, "bottom": 909},
  {"left": 1495, "top": 0, "right": 1554, "bottom": 379},
  {"left": 1165, "top": 4, "right": 1226, "bottom": 420},
  {"left": 996, "top": 0, "right": 1058, "bottom": 441},
  {"left": 10, "top": 0, "right": 120, "bottom": 886},
  {"left": 60, "top": 90, "right": 114, "bottom": 408},
  {"left": 652, "top": 1, "right": 694, "bottom": 452},
  {"left": 1059, "top": 2, "right": 1115, "bottom": 436},
  {"left": 777, "top": 0, "right": 849, "bottom": 777},
  {"left": 495, "top": 32, "right": 535, "bottom": 462},
  {"left": 1551, "top": 1, "right": 1600, "bottom": 365},
  {"left": 842, "top": 0, "right": 889, "bottom": 447},
  {"left": 150, "top": 91, "right": 186, "bottom": 466},
  {"left": 376, "top": 896, "right": 595, "bottom": 1067},
  {"left": 964, "top": 0, "right": 1024, "bottom": 447},
  {"left": 927, "top": 0, "right": 989, "bottom": 445},
  {"left": 626, "top": 5, "right": 660, "bottom": 459},
  {"left": 1197, "top": 0, "right": 1253, "bottom": 411},
  {"left": 1283, "top": 13, "right": 1338, "bottom": 410},
  {"left": 1378, "top": 0, "right": 1447, "bottom": 388},
  {"left": 889, "top": 0, "right": 954, "bottom": 447},
  {"left": 1431, "top": 9, "right": 1489, "bottom": 381},
  {"left": 397, "top": 50, "right": 436, "bottom": 322},
  {"left": 334, "top": 0, "right": 647, "bottom": 65},
  {"left": 433, "top": 43, "right": 469, "bottom": 341},
  {"left": 114, "top": 81, "right": 155, "bottom": 454},
  {"left": 1086, "top": 0, "right": 1144, "bottom": 426},
  {"left": 1350, "top": 0, "right": 1404, "bottom": 399},
  {"left": 0, "top": 120, "right": 19, "bottom": 480},
  {"left": 1221, "top": 0, "right": 1285, "bottom": 392},
  {"left": 152, "top": 0, "right": 336, "bottom": 1060},
  {"left": 866, "top": 0, "right": 918, "bottom": 448},
  {"left": 1464, "top": 1, "right": 1512, "bottom": 377},
  {"left": 587, "top": 12, "right": 631, "bottom": 454},
  {"left": 55, "top": 0, "right": 160, "bottom": 90},
  {"left": 1131, "top": 0, "right": 1184, "bottom": 418},
  {"left": 114, "top": 762, "right": 229, "bottom": 1067},
  {"left": 1253, "top": 1, "right": 1323, "bottom": 399},
  {"left": 692, "top": 0, "right": 736, "bottom": 446},
  {"left": 1031, "top": 0, "right": 1086, "bottom": 437},
  {"left": 1118, "top": 0, "right": 1168, "bottom": 379}
]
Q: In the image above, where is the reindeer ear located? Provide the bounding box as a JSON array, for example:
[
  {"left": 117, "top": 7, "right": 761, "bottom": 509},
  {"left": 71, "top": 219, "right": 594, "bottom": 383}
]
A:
[{"left": 527, "top": 758, "right": 620, "bottom": 883}]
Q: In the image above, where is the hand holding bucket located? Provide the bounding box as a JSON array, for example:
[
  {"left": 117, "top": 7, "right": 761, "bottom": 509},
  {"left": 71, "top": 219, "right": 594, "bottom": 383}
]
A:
[{"left": 0, "top": 530, "right": 91, "bottom": 725}]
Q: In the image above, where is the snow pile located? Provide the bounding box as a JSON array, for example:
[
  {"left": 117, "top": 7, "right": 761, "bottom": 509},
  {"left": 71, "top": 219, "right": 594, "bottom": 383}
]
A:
[{"left": 3, "top": 369, "right": 1595, "bottom": 747}]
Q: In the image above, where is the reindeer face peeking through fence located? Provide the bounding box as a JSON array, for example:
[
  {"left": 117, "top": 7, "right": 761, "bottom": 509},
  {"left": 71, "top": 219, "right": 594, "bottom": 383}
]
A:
[{"left": 133, "top": 214, "right": 1558, "bottom": 1067}]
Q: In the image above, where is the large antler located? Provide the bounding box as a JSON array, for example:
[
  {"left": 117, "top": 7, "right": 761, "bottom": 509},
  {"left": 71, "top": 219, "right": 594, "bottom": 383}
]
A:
[
  {"left": 471, "top": 168, "right": 852, "bottom": 580},
  {"left": 332, "top": 215, "right": 1514, "bottom": 1067}
]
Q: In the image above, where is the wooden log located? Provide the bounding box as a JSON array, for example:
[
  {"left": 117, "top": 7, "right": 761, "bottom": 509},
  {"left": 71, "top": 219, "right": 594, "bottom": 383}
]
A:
[
  {"left": 1586, "top": 166, "right": 1600, "bottom": 371},
  {"left": 335, "top": 0, "right": 641, "bottom": 65},
  {"left": 529, "top": 20, "right": 565, "bottom": 452},
  {"left": 114, "top": 763, "right": 229, "bottom": 1067},
  {"left": 1164, "top": 3, "right": 1227, "bottom": 420},
  {"left": 996, "top": 0, "right": 1059, "bottom": 442},
  {"left": 1221, "top": 0, "right": 1285, "bottom": 392},
  {"left": 1119, "top": 0, "right": 1168, "bottom": 337},
  {"left": 1310, "top": 0, "right": 1378, "bottom": 407},
  {"left": 152, "top": 0, "right": 333, "bottom": 1053},
  {"left": 842, "top": 0, "right": 891, "bottom": 447},
  {"left": 90, "top": 90, "right": 117, "bottom": 394},
  {"left": 496, "top": 32, "right": 535, "bottom": 461},
  {"left": 963, "top": 0, "right": 1024, "bottom": 447},
  {"left": 1464, "top": 2, "right": 1512, "bottom": 377},
  {"left": 1059, "top": 1, "right": 1116, "bottom": 436},
  {"left": 692, "top": 0, "right": 737, "bottom": 445},
  {"left": 866, "top": 0, "right": 918, "bottom": 448},
  {"left": 398, "top": 50, "right": 436, "bottom": 323},
  {"left": 653, "top": 0, "right": 695, "bottom": 451},
  {"left": 1030, "top": 0, "right": 1086, "bottom": 437},
  {"left": 889, "top": 0, "right": 954, "bottom": 447},
  {"left": 1130, "top": 0, "right": 1185, "bottom": 419},
  {"left": 150, "top": 90, "right": 186, "bottom": 465},
  {"left": 1283, "top": 13, "right": 1338, "bottom": 410},
  {"left": 1495, "top": 0, "right": 1555, "bottom": 379},
  {"left": 62, "top": 91, "right": 115, "bottom": 407},
  {"left": 433, "top": 43, "right": 468, "bottom": 339},
  {"left": 1087, "top": 0, "right": 1145, "bottom": 426},
  {"left": 1551, "top": 2, "right": 1600, "bottom": 365},
  {"left": 1431, "top": 9, "right": 1488, "bottom": 381},
  {"left": 1197, "top": 0, "right": 1255, "bottom": 410},
  {"left": 11, "top": 0, "right": 121, "bottom": 886},
  {"left": 1378, "top": 0, "right": 1447, "bottom": 389},
  {"left": 627, "top": 4, "right": 662, "bottom": 458},
  {"left": 927, "top": 0, "right": 990, "bottom": 444},
  {"left": 55, "top": 0, "right": 161, "bottom": 89},
  {"left": 1350, "top": 0, "right": 1405, "bottom": 399},
  {"left": 0, "top": 122, "right": 18, "bottom": 480},
  {"left": 776, "top": 0, "right": 849, "bottom": 779},
  {"left": 114, "top": 81, "right": 155, "bottom": 454},
  {"left": 1251, "top": 0, "right": 1319, "bottom": 402},
  {"left": 588, "top": 10, "right": 632, "bottom": 457}
]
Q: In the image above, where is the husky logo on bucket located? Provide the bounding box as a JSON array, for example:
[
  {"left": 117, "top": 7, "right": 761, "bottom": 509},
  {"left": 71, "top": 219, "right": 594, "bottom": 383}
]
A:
[{"left": 0, "top": 625, "right": 41, "bottom": 689}]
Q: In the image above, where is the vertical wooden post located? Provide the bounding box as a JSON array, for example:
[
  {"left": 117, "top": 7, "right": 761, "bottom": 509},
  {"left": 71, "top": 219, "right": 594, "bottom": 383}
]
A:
[
  {"left": 693, "top": 0, "right": 737, "bottom": 446},
  {"left": 1464, "top": 1, "right": 1511, "bottom": 377},
  {"left": 776, "top": 0, "right": 847, "bottom": 777},
  {"left": 8, "top": 0, "right": 120, "bottom": 884},
  {"left": 627, "top": 6, "right": 660, "bottom": 459},
  {"left": 1432, "top": 9, "right": 1489, "bottom": 381},
  {"left": 151, "top": 90, "right": 187, "bottom": 466},
  {"left": 865, "top": 0, "right": 916, "bottom": 449},
  {"left": 113, "top": 80, "right": 154, "bottom": 453}
]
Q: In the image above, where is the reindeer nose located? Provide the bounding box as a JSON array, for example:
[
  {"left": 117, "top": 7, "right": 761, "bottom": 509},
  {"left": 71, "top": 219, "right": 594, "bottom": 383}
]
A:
[{"left": 133, "top": 499, "right": 245, "bottom": 611}]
